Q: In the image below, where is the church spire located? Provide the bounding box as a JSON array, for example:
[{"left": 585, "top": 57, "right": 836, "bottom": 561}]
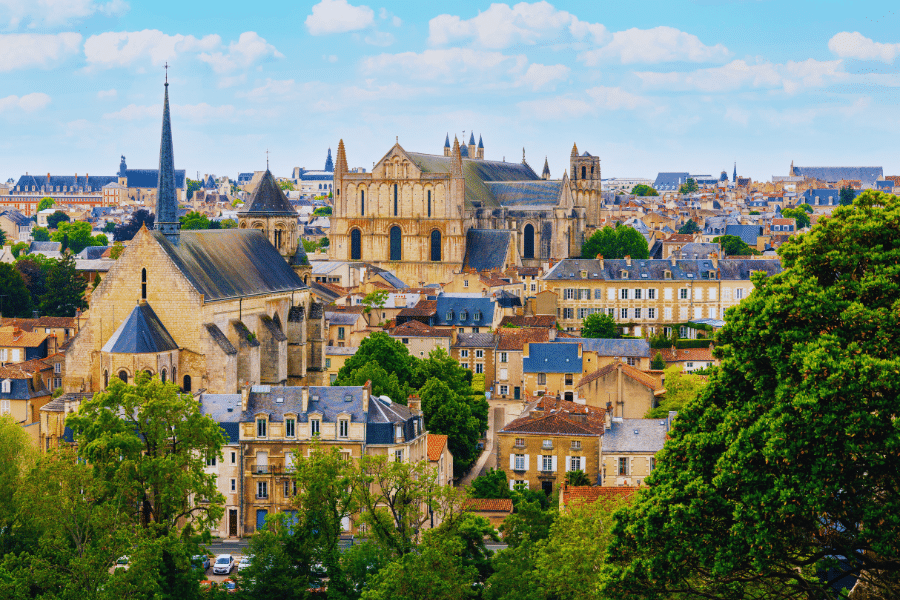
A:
[
  {"left": 542, "top": 157, "right": 550, "bottom": 180},
  {"left": 325, "top": 148, "right": 334, "bottom": 172},
  {"left": 155, "top": 65, "right": 180, "bottom": 244},
  {"left": 733, "top": 161, "right": 737, "bottom": 183}
]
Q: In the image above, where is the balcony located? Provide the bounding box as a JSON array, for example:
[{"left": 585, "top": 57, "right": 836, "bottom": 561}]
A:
[
  {"left": 248, "top": 462, "right": 284, "bottom": 475},
  {"left": 541, "top": 441, "right": 553, "bottom": 450},
  {"left": 255, "top": 494, "right": 269, "bottom": 500}
]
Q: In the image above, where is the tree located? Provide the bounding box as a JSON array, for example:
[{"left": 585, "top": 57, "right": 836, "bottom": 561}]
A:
[
  {"left": 650, "top": 351, "right": 666, "bottom": 370},
  {"left": 102, "top": 221, "right": 116, "bottom": 234},
  {"left": 839, "top": 186, "right": 855, "bottom": 206},
  {"left": 419, "top": 378, "right": 487, "bottom": 473},
  {"left": 278, "top": 180, "right": 295, "bottom": 191},
  {"left": 470, "top": 468, "right": 511, "bottom": 500},
  {"left": 236, "top": 512, "right": 313, "bottom": 600},
  {"left": 0, "top": 263, "right": 33, "bottom": 317},
  {"left": 67, "top": 373, "right": 225, "bottom": 536},
  {"left": 337, "top": 361, "right": 412, "bottom": 406},
  {"left": 678, "top": 178, "right": 699, "bottom": 194},
  {"left": 312, "top": 206, "right": 332, "bottom": 216},
  {"left": 220, "top": 218, "right": 237, "bottom": 229},
  {"left": 605, "top": 190, "right": 900, "bottom": 599},
  {"left": 109, "top": 242, "right": 125, "bottom": 260},
  {"left": 334, "top": 332, "right": 416, "bottom": 389},
  {"left": 781, "top": 207, "right": 811, "bottom": 229},
  {"left": 31, "top": 225, "right": 50, "bottom": 241},
  {"left": 113, "top": 209, "right": 154, "bottom": 242},
  {"left": 50, "top": 221, "right": 107, "bottom": 254},
  {"left": 320, "top": 236, "right": 329, "bottom": 247},
  {"left": 645, "top": 365, "right": 706, "bottom": 418},
  {"left": 36, "top": 197, "right": 55, "bottom": 212},
  {"left": 0, "top": 416, "right": 36, "bottom": 555},
  {"left": 581, "top": 312, "right": 617, "bottom": 338},
  {"left": 179, "top": 211, "right": 212, "bottom": 230},
  {"left": 678, "top": 218, "right": 701, "bottom": 235},
  {"left": 361, "top": 290, "right": 389, "bottom": 317},
  {"left": 565, "top": 470, "right": 590, "bottom": 487},
  {"left": 46, "top": 210, "right": 70, "bottom": 229},
  {"left": 185, "top": 178, "right": 201, "bottom": 200},
  {"left": 10, "top": 241, "right": 29, "bottom": 258},
  {"left": 630, "top": 184, "right": 658, "bottom": 197},
  {"left": 14, "top": 257, "right": 47, "bottom": 307},
  {"left": 40, "top": 253, "right": 87, "bottom": 317},
  {"left": 797, "top": 202, "right": 814, "bottom": 213},
  {"left": 713, "top": 234, "right": 758, "bottom": 256},
  {"left": 581, "top": 223, "right": 649, "bottom": 260},
  {"left": 0, "top": 227, "right": 4, "bottom": 246}
]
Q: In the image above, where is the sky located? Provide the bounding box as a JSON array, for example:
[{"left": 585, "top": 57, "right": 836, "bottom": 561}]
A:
[{"left": 2, "top": 0, "right": 899, "bottom": 183}]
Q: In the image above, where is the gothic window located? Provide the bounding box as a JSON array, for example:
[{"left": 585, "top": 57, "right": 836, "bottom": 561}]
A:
[
  {"left": 427, "top": 190, "right": 432, "bottom": 217},
  {"left": 389, "top": 226, "right": 402, "bottom": 261},
  {"left": 350, "top": 229, "right": 362, "bottom": 260},
  {"left": 183, "top": 375, "right": 191, "bottom": 392},
  {"left": 523, "top": 224, "right": 535, "bottom": 259},
  {"left": 430, "top": 230, "right": 441, "bottom": 262},
  {"left": 581, "top": 166, "right": 586, "bottom": 179},
  {"left": 274, "top": 229, "right": 283, "bottom": 249},
  {"left": 161, "top": 369, "right": 167, "bottom": 383},
  {"left": 141, "top": 268, "right": 147, "bottom": 300},
  {"left": 118, "top": 370, "right": 128, "bottom": 383},
  {"left": 360, "top": 189, "right": 365, "bottom": 215},
  {"left": 394, "top": 184, "right": 398, "bottom": 216},
  {"left": 104, "top": 370, "right": 109, "bottom": 388}
]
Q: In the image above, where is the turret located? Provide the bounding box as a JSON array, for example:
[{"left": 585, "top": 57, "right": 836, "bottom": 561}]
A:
[
  {"left": 325, "top": 148, "right": 334, "bottom": 172},
  {"left": 468, "top": 132, "right": 476, "bottom": 158},
  {"left": 443, "top": 133, "right": 451, "bottom": 157},
  {"left": 542, "top": 157, "right": 550, "bottom": 180},
  {"left": 477, "top": 134, "right": 484, "bottom": 159},
  {"left": 451, "top": 136, "right": 462, "bottom": 177}
]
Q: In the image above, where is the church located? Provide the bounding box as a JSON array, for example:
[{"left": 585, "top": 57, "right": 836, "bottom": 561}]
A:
[
  {"left": 329, "top": 134, "right": 603, "bottom": 285},
  {"left": 65, "top": 79, "right": 325, "bottom": 395}
]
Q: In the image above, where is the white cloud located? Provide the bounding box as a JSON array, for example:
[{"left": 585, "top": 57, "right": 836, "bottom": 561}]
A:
[
  {"left": 324, "top": 54, "right": 338, "bottom": 63},
  {"left": 362, "top": 48, "right": 526, "bottom": 83},
  {"left": 635, "top": 59, "right": 847, "bottom": 94},
  {"left": 379, "top": 8, "right": 401, "bottom": 27},
  {"left": 103, "top": 102, "right": 271, "bottom": 122},
  {"left": 580, "top": 26, "right": 730, "bottom": 65},
  {"left": 429, "top": 1, "right": 607, "bottom": 49},
  {"left": 828, "top": 31, "right": 900, "bottom": 63},
  {"left": 518, "top": 63, "right": 569, "bottom": 90},
  {"left": 236, "top": 78, "right": 307, "bottom": 102},
  {"left": 0, "top": 92, "right": 51, "bottom": 112},
  {"left": 305, "top": 0, "right": 374, "bottom": 35},
  {"left": 84, "top": 30, "right": 220, "bottom": 68},
  {"left": 198, "top": 32, "right": 283, "bottom": 73},
  {"left": 97, "top": 88, "right": 117, "bottom": 99},
  {"left": 0, "top": 32, "right": 81, "bottom": 72},
  {"left": 364, "top": 30, "right": 394, "bottom": 46},
  {"left": 518, "top": 85, "right": 651, "bottom": 120},
  {"left": 0, "top": 0, "right": 128, "bottom": 29}
]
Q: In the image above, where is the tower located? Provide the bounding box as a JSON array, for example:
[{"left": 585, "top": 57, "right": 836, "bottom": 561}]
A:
[
  {"left": 443, "top": 133, "right": 451, "bottom": 157},
  {"left": 477, "top": 134, "right": 484, "bottom": 159},
  {"left": 542, "top": 157, "right": 551, "bottom": 180},
  {"left": 238, "top": 170, "right": 300, "bottom": 263},
  {"left": 325, "top": 148, "right": 334, "bottom": 172},
  {"left": 467, "top": 132, "right": 477, "bottom": 158},
  {"left": 155, "top": 72, "right": 181, "bottom": 244},
  {"left": 733, "top": 162, "right": 737, "bottom": 183}
]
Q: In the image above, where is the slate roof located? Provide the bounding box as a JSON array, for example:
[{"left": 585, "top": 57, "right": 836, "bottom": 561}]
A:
[
  {"left": 487, "top": 181, "right": 562, "bottom": 206},
  {"left": 241, "top": 386, "right": 368, "bottom": 423},
  {"left": 427, "top": 433, "right": 448, "bottom": 461},
  {"left": 673, "top": 242, "right": 721, "bottom": 259},
  {"left": 405, "top": 152, "right": 539, "bottom": 208},
  {"left": 40, "top": 392, "right": 93, "bottom": 412},
  {"left": 523, "top": 342, "right": 582, "bottom": 373},
  {"left": 29, "top": 241, "right": 62, "bottom": 253},
  {"left": 151, "top": 229, "right": 307, "bottom": 302},
  {"left": 493, "top": 290, "right": 522, "bottom": 308},
  {"left": 434, "top": 295, "right": 494, "bottom": 327},
  {"left": 802, "top": 188, "right": 841, "bottom": 206},
  {"left": 603, "top": 418, "right": 671, "bottom": 453},
  {"left": 454, "top": 332, "right": 497, "bottom": 348},
  {"left": 325, "top": 311, "right": 364, "bottom": 326},
  {"left": 198, "top": 394, "right": 242, "bottom": 443},
  {"left": 0, "top": 209, "right": 31, "bottom": 226},
  {"left": 14, "top": 174, "right": 118, "bottom": 192},
  {"left": 653, "top": 172, "right": 690, "bottom": 191},
  {"left": 791, "top": 166, "right": 882, "bottom": 186},
  {"left": 326, "top": 345, "right": 358, "bottom": 355},
  {"left": 77, "top": 246, "right": 112, "bottom": 260},
  {"left": 204, "top": 323, "right": 237, "bottom": 355},
  {"left": 0, "top": 365, "right": 50, "bottom": 400},
  {"left": 724, "top": 224, "right": 762, "bottom": 246},
  {"left": 239, "top": 170, "right": 297, "bottom": 216},
  {"left": 544, "top": 257, "right": 782, "bottom": 281},
  {"left": 101, "top": 302, "right": 178, "bottom": 354},
  {"left": 554, "top": 337, "right": 649, "bottom": 358},
  {"left": 462, "top": 229, "right": 512, "bottom": 272}
]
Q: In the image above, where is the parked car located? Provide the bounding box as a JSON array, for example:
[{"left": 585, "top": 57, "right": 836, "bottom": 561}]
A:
[
  {"left": 192, "top": 554, "right": 211, "bottom": 571},
  {"left": 212, "top": 554, "right": 234, "bottom": 575},
  {"left": 114, "top": 556, "right": 129, "bottom": 571},
  {"left": 237, "top": 556, "right": 251, "bottom": 572},
  {"left": 221, "top": 579, "right": 237, "bottom": 593}
]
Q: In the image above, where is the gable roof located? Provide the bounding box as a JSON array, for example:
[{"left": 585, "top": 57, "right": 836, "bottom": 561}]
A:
[
  {"left": 391, "top": 320, "right": 452, "bottom": 338},
  {"left": 239, "top": 169, "right": 297, "bottom": 216},
  {"left": 603, "top": 418, "right": 670, "bottom": 453},
  {"left": 501, "top": 411, "right": 603, "bottom": 436},
  {"left": 427, "top": 433, "right": 448, "bottom": 461},
  {"left": 576, "top": 361, "right": 662, "bottom": 391},
  {"left": 101, "top": 301, "right": 178, "bottom": 354},
  {"left": 562, "top": 486, "right": 638, "bottom": 506},
  {"left": 724, "top": 224, "right": 761, "bottom": 246},
  {"left": 497, "top": 327, "right": 549, "bottom": 351},
  {"left": 151, "top": 229, "right": 307, "bottom": 302},
  {"left": 464, "top": 498, "right": 513, "bottom": 513},
  {"left": 463, "top": 229, "right": 513, "bottom": 272}
]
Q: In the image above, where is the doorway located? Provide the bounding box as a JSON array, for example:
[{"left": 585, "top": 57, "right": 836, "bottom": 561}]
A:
[
  {"left": 229, "top": 509, "right": 238, "bottom": 537},
  {"left": 541, "top": 481, "right": 553, "bottom": 495}
]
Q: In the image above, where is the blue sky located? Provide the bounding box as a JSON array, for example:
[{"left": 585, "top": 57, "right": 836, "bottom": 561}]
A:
[{"left": 2, "top": 0, "right": 898, "bottom": 183}]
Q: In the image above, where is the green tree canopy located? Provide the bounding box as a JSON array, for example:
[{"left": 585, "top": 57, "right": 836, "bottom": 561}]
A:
[
  {"left": 630, "top": 184, "right": 658, "bottom": 197},
  {"left": 645, "top": 364, "right": 706, "bottom": 418},
  {"left": 102, "top": 221, "right": 116, "bottom": 233},
  {"left": 797, "top": 202, "right": 814, "bottom": 213},
  {"left": 179, "top": 211, "right": 212, "bottom": 230},
  {"left": 605, "top": 190, "right": 900, "bottom": 599},
  {"left": 39, "top": 253, "right": 87, "bottom": 317},
  {"left": 36, "top": 197, "right": 55, "bottom": 212},
  {"left": 650, "top": 351, "right": 666, "bottom": 370},
  {"left": 419, "top": 377, "right": 487, "bottom": 473},
  {"left": 185, "top": 178, "right": 201, "bottom": 200},
  {"left": 14, "top": 257, "right": 48, "bottom": 308},
  {"left": 581, "top": 223, "right": 649, "bottom": 260},
  {"left": 0, "top": 228, "right": 4, "bottom": 246},
  {"left": 46, "top": 210, "right": 70, "bottom": 229},
  {"left": 334, "top": 332, "right": 416, "bottom": 393},
  {"left": 581, "top": 312, "right": 617, "bottom": 338},
  {"left": 713, "top": 234, "right": 758, "bottom": 256},
  {"left": 839, "top": 186, "right": 855, "bottom": 206},
  {"left": 677, "top": 218, "right": 701, "bottom": 234},
  {"left": 361, "top": 289, "right": 389, "bottom": 316},
  {"left": 781, "top": 206, "right": 811, "bottom": 229},
  {"left": 470, "top": 468, "right": 510, "bottom": 500},
  {"left": 678, "top": 178, "right": 699, "bottom": 194},
  {"left": 50, "top": 221, "right": 107, "bottom": 254},
  {"left": 0, "top": 263, "right": 34, "bottom": 317},
  {"left": 312, "top": 206, "right": 332, "bottom": 216},
  {"left": 279, "top": 180, "right": 295, "bottom": 191},
  {"left": 10, "top": 241, "right": 29, "bottom": 258},
  {"left": 337, "top": 361, "right": 412, "bottom": 405}
]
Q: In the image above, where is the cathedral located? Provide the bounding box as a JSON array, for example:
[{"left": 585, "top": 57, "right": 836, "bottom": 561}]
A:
[
  {"left": 329, "top": 133, "right": 603, "bottom": 284},
  {"left": 65, "top": 79, "right": 325, "bottom": 394}
]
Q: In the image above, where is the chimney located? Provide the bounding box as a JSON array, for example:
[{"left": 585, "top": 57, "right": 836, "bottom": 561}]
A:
[
  {"left": 548, "top": 327, "right": 556, "bottom": 341},
  {"left": 709, "top": 252, "right": 719, "bottom": 268},
  {"left": 670, "top": 255, "right": 677, "bottom": 267},
  {"left": 302, "top": 386, "right": 309, "bottom": 413},
  {"left": 362, "top": 379, "right": 371, "bottom": 412},
  {"left": 624, "top": 255, "right": 631, "bottom": 266},
  {"left": 595, "top": 254, "right": 604, "bottom": 269},
  {"left": 241, "top": 385, "right": 249, "bottom": 411},
  {"left": 407, "top": 394, "right": 421, "bottom": 414},
  {"left": 605, "top": 402, "right": 612, "bottom": 429}
]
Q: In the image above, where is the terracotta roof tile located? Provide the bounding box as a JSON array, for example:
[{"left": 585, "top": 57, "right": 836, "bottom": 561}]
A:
[
  {"left": 577, "top": 361, "right": 663, "bottom": 391},
  {"left": 0, "top": 329, "right": 48, "bottom": 348},
  {"left": 562, "top": 486, "right": 638, "bottom": 505},
  {"left": 1, "top": 317, "right": 76, "bottom": 330},
  {"left": 657, "top": 347, "right": 714, "bottom": 362},
  {"left": 391, "top": 321, "right": 452, "bottom": 338},
  {"left": 464, "top": 498, "right": 513, "bottom": 512},
  {"left": 497, "top": 327, "right": 549, "bottom": 351},
  {"left": 501, "top": 402, "right": 606, "bottom": 436},
  {"left": 427, "top": 433, "right": 448, "bottom": 462},
  {"left": 498, "top": 315, "right": 556, "bottom": 328}
]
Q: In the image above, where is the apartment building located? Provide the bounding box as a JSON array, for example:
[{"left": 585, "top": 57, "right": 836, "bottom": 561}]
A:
[
  {"left": 543, "top": 256, "right": 782, "bottom": 335},
  {"left": 601, "top": 413, "right": 674, "bottom": 487},
  {"left": 522, "top": 342, "right": 585, "bottom": 401},
  {"left": 451, "top": 332, "right": 497, "bottom": 384},
  {"left": 492, "top": 328, "right": 550, "bottom": 401}
]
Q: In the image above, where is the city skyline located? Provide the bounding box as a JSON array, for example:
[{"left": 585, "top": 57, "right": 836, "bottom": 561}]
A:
[{"left": 2, "top": 0, "right": 898, "bottom": 181}]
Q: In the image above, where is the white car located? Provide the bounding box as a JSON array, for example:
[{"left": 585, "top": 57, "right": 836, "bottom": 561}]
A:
[
  {"left": 237, "top": 556, "right": 252, "bottom": 571},
  {"left": 212, "top": 554, "right": 234, "bottom": 575}
]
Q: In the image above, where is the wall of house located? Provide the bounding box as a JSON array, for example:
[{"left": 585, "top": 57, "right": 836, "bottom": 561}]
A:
[
  {"left": 497, "top": 432, "right": 601, "bottom": 494},
  {"left": 601, "top": 452, "right": 656, "bottom": 487},
  {"left": 577, "top": 369, "right": 656, "bottom": 419}
]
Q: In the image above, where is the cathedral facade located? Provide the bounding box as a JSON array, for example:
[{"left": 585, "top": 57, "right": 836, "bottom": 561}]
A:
[{"left": 329, "top": 134, "right": 603, "bottom": 285}]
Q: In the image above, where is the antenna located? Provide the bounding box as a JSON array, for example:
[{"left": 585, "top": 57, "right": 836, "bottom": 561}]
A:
[
  {"left": 266, "top": 149, "right": 269, "bottom": 170},
  {"left": 164, "top": 62, "right": 168, "bottom": 85}
]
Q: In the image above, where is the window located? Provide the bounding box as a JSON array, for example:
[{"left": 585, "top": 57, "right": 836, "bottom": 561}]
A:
[
  {"left": 474, "top": 310, "right": 482, "bottom": 322},
  {"left": 257, "top": 418, "right": 267, "bottom": 438},
  {"left": 54, "top": 362, "right": 61, "bottom": 374},
  {"left": 679, "top": 288, "right": 689, "bottom": 300},
  {"left": 532, "top": 283, "right": 537, "bottom": 292},
  {"left": 563, "top": 308, "right": 574, "bottom": 319},
  {"left": 427, "top": 190, "right": 432, "bottom": 217},
  {"left": 257, "top": 482, "right": 268, "bottom": 499},
  {"left": 634, "top": 289, "right": 642, "bottom": 299},
  {"left": 634, "top": 308, "right": 642, "bottom": 319},
  {"left": 569, "top": 456, "right": 582, "bottom": 472},
  {"left": 429, "top": 229, "right": 442, "bottom": 262},
  {"left": 389, "top": 226, "right": 402, "bottom": 261},
  {"left": 542, "top": 455, "right": 554, "bottom": 472},
  {"left": 359, "top": 189, "right": 364, "bottom": 215},
  {"left": 648, "top": 288, "right": 656, "bottom": 299},
  {"left": 337, "top": 327, "right": 345, "bottom": 341},
  {"left": 523, "top": 223, "right": 535, "bottom": 259},
  {"left": 648, "top": 307, "right": 656, "bottom": 319},
  {"left": 618, "top": 457, "right": 629, "bottom": 476},
  {"left": 460, "top": 350, "right": 469, "bottom": 358},
  {"left": 183, "top": 375, "right": 191, "bottom": 392},
  {"left": 537, "top": 373, "right": 546, "bottom": 385},
  {"left": 285, "top": 418, "right": 295, "bottom": 438},
  {"left": 736, "top": 288, "right": 744, "bottom": 299},
  {"left": 620, "top": 308, "right": 628, "bottom": 319},
  {"left": 620, "top": 288, "right": 629, "bottom": 299},
  {"left": 571, "top": 440, "right": 581, "bottom": 450},
  {"left": 310, "top": 419, "right": 320, "bottom": 436},
  {"left": 339, "top": 419, "right": 349, "bottom": 437},
  {"left": 393, "top": 184, "right": 398, "bottom": 215},
  {"left": 664, "top": 288, "right": 673, "bottom": 300},
  {"left": 565, "top": 373, "right": 573, "bottom": 385},
  {"left": 475, "top": 363, "right": 484, "bottom": 374},
  {"left": 231, "top": 451, "right": 236, "bottom": 464},
  {"left": 350, "top": 229, "right": 362, "bottom": 260},
  {"left": 395, "top": 449, "right": 403, "bottom": 463},
  {"left": 499, "top": 352, "right": 508, "bottom": 363},
  {"left": 206, "top": 455, "right": 217, "bottom": 466},
  {"left": 475, "top": 350, "right": 484, "bottom": 358},
  {"left": 542, "top": 439, "right": 553, "bottom": 449},
  {"left": 499, "top": 384, "right": 508, "bottom": 395},
  {"left": 607, "top": 308, "right": 614, "bottom": 317},
  {"left": 650, "top": 457, "right": 656, "bottom": 472},
  {"left": 626, "top": 357, "right": 637, "bottom": 366},
  {"left": 0, "top": 399, "right": 8, "bottom": 415},
  {"left": 231, "top": 478, "right": 236, "bottom": 492},
  {"left": 708, "top": 288, "right": 717, "bottom": 300},
  {"left": 141, "top": 268, "right": 147, "bottom": 300},
  {"left": 686, "top": 362, "right": 694, "bottom": 369}
]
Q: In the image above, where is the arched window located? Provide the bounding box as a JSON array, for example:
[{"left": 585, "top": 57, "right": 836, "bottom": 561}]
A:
[
  {"left": 360, "top": 189, "right": 365, "bottom": 215},
  {"left": 104, "top": 370, "right": 109, "bottom": 388},
  {"left": 430, "top": 230, "right": 441, "bottom": 262},
  {"left": 393, "top": 184, "right": 398, "bottom": 216},
  {"left": 141, "top": 268, "right": 147, "bottom": 300},
  {"left": 274, "top": 229, "right": 283, "bottom": 249},
  {"left": 427, "top": 190, "right": 432, "bottom": 217},
  {"left": 581, "top": 166, "right": 586, "bottom": 179},
  {"left": 172, "top": 366, "right": 176, "bottom": 384},
  {"left": 523, "top": 224, "right": 535, "bottom": 259},
  {"left": 350, "top": 229, "right": 362, "bottom": 260},
  {"left": 389, "top": 226, "right": 402, "bottom": 261},
  {"left": 183, "top": 375, "right": 192, "bottom": 392},
  {"left": 161, "top": 369, "right": 167, "bottom": 383},
  {"left": 118, "top": 370, "right": 128, "bottom": 383}
]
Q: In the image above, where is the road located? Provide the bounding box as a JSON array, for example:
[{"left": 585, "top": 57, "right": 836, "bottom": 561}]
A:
[{"left": 459, "top": 405, "right": 496, "bottom": 486}]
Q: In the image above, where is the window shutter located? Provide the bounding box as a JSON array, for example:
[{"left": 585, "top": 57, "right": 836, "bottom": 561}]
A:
[
  {"left": 565, "top": 456, "right": 571, "bottom": 472},
  {"left": 509, "top": 480, "right": 516, "bottom": 491},
  {"left": 607, "top": 288, "right": 615, "bottom": 300},
  {"left": 509, "top": 454, "right": 515, "bottom": 471},
  {"left": 551, "top": 455, "right": 558, "bottom": 472},
  {"left": 524, "top": 454, "right": 530, "bottom": 471}
]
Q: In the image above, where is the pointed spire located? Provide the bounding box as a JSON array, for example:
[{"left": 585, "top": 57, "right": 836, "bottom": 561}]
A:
[
  {"left": 444, "top": 133, "right": 450, "bottom": 148},
  {"left": 477, "top": 134, "right": 483, "bottom": 149},
  {"left": 522, "top": 147, "right": 526, "bottom": 164},
  {"left": 325, "top": 147, "right": 334, "bottom": 172},
  {"left": 571, "top": 142, "right": 578, "bottom": 156},
  {"left": 733, "top": 161, "right": 737, "bottom": 183},
  {"left": 335, "top": 139, "right": 348, "bottom": 174},
  {"left": 542, "top": 157, "right": 550, "bottom": 179},
  {"left": 468, "top": 131, "right": 476, "bottom": 146},
  {"left": 155, "top": 68, "right": 180, "bottom": 244},
  {"left": 451, "top": 136, "right": 462, "bottom": 176}
]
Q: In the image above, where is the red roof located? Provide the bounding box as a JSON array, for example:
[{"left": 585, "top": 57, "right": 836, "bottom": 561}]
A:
[
  {"left": 464, "top": 498, "right": 513, "bottom": 513},
  {"left": 562, "top": 486, "right": 638, "bottom": 506},
  {"left": 427, "top": 434, "right": 448, "bottom": 462}
]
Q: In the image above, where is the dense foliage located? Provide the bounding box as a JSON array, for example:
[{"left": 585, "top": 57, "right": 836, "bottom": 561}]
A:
[
  {"left": 50, "top": 221, "right": 108, "bottom": 254},
  {"left": 630, "top": 184, "right": 658, "bottom": 197},
  {"left": 0, "top": 263, "right": 33, "bottom": 317},
  {"left": 677, "top": 218, "right": 701, "bottom": 235},
  {"left": 581, "top": 312, "right": 617, "bottom": 338},
  {"left": 713, "top": 234, "right": 759, "bottom": 256},
  {"left": 604, "top": 190, "right": 900, "bottom": 599},
  {"left": 781, "top": 206, "right": 811, "bottom": 229},
  {"left": 581, "top": 223, "right": 649, "bottom": 260},
  {"left": 678, "top": 178, "right": 699, "bottom": 194},
  {"left": 39, "top": 254, "right": 88, "bottom": 317},
  {"left": 113, "top": 209, "right": 154, "bottom": 241}
]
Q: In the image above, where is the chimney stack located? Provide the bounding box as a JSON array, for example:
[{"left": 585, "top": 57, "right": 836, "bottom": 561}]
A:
[
  {"left": 407, "top": 394, "right": 421, "bottom": 414},
  {"left": 302, "top": 386, "right": 309, "bottom": 413},
  {"left": 241, "top": 385, "right": 249, "bottom": 411}
]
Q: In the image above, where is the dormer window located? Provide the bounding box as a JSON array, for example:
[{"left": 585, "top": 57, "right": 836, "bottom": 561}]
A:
[
  {"left": 621, "top": 270, "right": 629, "bottom": 279},
  {"left": 446, "top": 310, "right": 454, "bottom": 321},
  {"left": 460, "top": 310, "right": 468, "bottom": 321},
  {"left": 664, "top": 270, "right": 672, "bottom": 280},
  {"left": 474, "top": 310, "right": 482, "bottom": 321}
]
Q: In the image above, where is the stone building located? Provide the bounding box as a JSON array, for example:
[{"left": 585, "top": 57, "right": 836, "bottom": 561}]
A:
[
  {"left": 64, "top": 79, "right": 323, "bottom": 394},
  {"left": 329, "top": 135, "right": 603, "bottom": 285}
]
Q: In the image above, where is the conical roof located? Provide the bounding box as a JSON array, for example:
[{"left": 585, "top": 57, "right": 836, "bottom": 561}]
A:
[
  {"left": 444, "top": 133, "right": 450, "bottom": 148},
  {"left": 101, "top": 302, "right": 178, "bottom": 354},
  {"left": 241, "top": 169, "right": 296, "bottom": 216},
  {"left": 478, "top": 134, "right": 484, "bottom": 149},
  {"left": 469, "top": 132, "right": 476, "bottom": 145},
  {"left": 542, "top": 157, "right": 550, "bottom": 177}
]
